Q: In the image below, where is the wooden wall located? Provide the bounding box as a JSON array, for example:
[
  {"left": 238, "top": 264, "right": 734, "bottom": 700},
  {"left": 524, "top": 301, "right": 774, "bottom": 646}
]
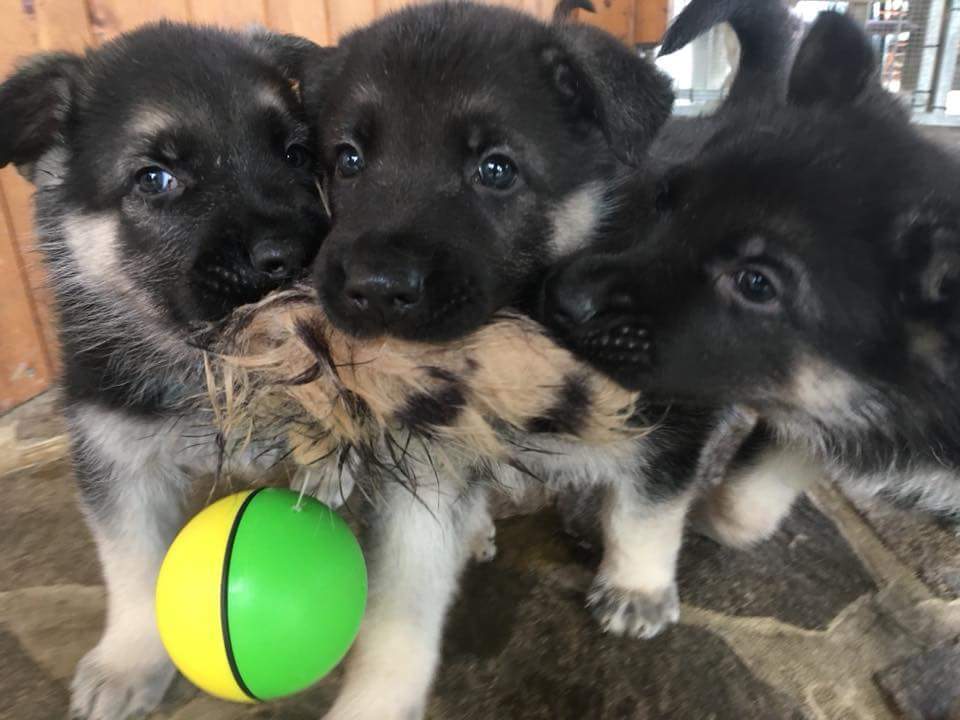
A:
[{"left": 0, "top": 0, "right": 664, "bottom": 412}]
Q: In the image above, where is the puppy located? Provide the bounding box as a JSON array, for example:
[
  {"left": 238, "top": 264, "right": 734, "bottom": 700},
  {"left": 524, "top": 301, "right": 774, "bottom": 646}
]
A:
[
  {"left": 543, "top": 10, "right": 960, "bottom": 547},
  {"left": 0, "top": 24, "right": 328, "bottom": 719},
  {"left": 289, "top": 3, "right": 688, "bottom": 718}
]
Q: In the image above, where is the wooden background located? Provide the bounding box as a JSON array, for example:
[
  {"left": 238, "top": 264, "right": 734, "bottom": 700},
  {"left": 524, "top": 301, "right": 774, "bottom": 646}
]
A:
[{"left": 0, "top": 0, "right": 667, "bottom": 412}]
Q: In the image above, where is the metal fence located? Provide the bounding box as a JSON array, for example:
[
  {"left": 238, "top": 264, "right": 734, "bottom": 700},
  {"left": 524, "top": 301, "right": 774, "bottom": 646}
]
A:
[{"left": 658, "top": 0, "right": 960, "bottom": 122}]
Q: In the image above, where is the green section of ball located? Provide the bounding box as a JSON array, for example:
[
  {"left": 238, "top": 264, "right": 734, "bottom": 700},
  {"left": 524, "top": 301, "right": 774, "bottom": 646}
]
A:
[{"left": 226, "top": 488, "right": 367, "bottom": 700}]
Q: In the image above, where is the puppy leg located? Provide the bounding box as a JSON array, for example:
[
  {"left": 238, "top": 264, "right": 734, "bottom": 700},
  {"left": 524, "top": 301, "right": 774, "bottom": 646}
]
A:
[
  {"left": 589, "top": 482, "right": 692, "bottom": 639},
  {"left": 694, "top": 444, "right": 822, "bottom": 548},
  {"left": 68, "top": 408, "right": 187, "bottom": 720},
  {"left": 324, "top": 480, "right": 485, "bottom": 720}
]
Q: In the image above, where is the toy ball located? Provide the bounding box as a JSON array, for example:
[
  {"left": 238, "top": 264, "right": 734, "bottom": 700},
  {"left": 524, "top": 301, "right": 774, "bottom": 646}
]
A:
[{"left": 156, "top": 488, "right": 367, "bottom": 703}]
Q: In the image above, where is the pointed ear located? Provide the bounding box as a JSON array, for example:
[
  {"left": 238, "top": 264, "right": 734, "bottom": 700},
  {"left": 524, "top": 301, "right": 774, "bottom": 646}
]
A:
[
  {"left": 547, "top": 23, "right": 674, "bottom": 166},
  {"left": 788, "top": 11, "right": 878, "bottom": 107},
  {"left": 248, "top": 29, "right": 333, "bottom": 84},
  {"left": 896, "top": 206, "right": 960, "bottom": 314},
  {"left": 0, "top": 52, "right": 83, "bottom": 174}
]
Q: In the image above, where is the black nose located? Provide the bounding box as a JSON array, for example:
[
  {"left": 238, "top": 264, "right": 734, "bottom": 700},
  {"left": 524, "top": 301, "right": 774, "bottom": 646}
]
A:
[
  {"left": 548, "top": 283, "right": 605, "bottom": 328},
  {"left": 250, "top": 239, "right": 303, "bottom": 279},
  {"left": 544, "top": 257, "right": 635, "bottom": 331},
  {"left": 343, "top": 263, "right": 424, "bottom": 318}
]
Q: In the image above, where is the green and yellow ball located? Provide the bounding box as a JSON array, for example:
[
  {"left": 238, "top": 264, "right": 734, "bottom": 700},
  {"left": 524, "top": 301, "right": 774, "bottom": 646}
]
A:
[{"left": 156, "top": 488, "right": 367, "bottom": 703}]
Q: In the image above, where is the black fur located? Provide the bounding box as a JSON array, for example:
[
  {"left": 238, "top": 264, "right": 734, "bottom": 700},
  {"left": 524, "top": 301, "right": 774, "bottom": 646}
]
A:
[
  {"left": 0, "top": 23, "right": 329, "bottom": 415},
  {"left": 300, "top": 1, "right": 673, "bottom": 342},
  {"left": 544, "top": 11, "right": 960, "bottom": 516}
]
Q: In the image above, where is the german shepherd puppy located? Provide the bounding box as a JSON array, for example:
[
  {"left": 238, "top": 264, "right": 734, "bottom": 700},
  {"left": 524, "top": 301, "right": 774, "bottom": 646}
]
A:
[
  {"left": 296, "top": 3, "right": 682, "bottom": 718},
  {"left": 0, "top": 24, "right": 328, "bottom": 719},
  {"left": 543, "top": 10, "right": 960, "bottom": 546}
]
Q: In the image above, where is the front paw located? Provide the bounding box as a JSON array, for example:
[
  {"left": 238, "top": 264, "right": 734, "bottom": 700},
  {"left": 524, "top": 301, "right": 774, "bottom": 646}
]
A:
[
  {"left": 586, "top": 578, "right": 680, "bottom": 639},
  {"left": 70, "top": 646, "right": 175, "bottom": 720}
]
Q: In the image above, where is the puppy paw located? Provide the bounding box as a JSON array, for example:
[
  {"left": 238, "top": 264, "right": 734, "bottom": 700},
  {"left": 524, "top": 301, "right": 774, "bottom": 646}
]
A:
[
  {"left": 69, "top": 646, "right": 175, "bottom": 720},
  {"left": 586, "top": 578, "right": 679, "bottom": 639}
]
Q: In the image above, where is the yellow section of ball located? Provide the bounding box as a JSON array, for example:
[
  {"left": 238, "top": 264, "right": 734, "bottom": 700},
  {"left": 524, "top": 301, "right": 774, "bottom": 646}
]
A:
[{"left": 156, "top": 490, "right": 253, "bottom": 703}]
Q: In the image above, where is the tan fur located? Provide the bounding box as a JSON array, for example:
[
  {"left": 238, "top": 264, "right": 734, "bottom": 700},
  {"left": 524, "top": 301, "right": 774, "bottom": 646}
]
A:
[{"left": 205, "top": 287, "right": 645, "bottom": 469}]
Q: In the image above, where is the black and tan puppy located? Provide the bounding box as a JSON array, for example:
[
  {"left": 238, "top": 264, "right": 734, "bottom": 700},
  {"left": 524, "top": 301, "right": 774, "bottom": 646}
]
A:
[
  {"left": 293, "top": 3, "right": 681, "bottom": 718},
  {"left": 0, "top": 24, "right": 327, "bottom": 720},
  {"left": 544, "top": 11, "right": 960, "bottom": 545}
]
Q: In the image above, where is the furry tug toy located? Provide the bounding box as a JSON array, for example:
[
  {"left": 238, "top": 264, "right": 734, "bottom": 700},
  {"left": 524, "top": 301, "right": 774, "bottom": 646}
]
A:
[{"left": 204, "top": 287, "right": 646, "bottom": 472}]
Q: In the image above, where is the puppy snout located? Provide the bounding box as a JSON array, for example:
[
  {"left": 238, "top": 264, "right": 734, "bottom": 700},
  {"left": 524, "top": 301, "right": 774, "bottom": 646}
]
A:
[
  {"left": 343, "top": 264, "right": 425, "bottom": 316},
  {"left": 543, "top": 257, "right": 638, "bottom": 331},
  {"left": 250, "top": 238, "right": 304, "bottom": 280}
]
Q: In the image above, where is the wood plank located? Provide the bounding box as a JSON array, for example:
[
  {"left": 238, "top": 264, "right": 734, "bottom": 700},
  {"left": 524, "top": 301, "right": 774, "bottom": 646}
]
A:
[
  {"left": 327, "top": 0, "right": 376, "bottom": 40},
  {"left": 188, "top": 0, "right": 267, "bottom": 28},
  {"left": 265, "top": 0, "right": 331, "bottom": 44},
  {"left": 87, "top": 0, "right": 191, "bottom": 42},
  {"left": 6, "top": 0, "right": 94, "bottom": 379},
  {"left": 477, "top": 0, "right": 547, "bottom": 19},
  {"left": 0, "top": 0, "right": 39, "bottom": 76},
  {"left": 635, "top": 0, "right": 668, "bottom": 45},
  {"left": 375, "top": 0, "right": 423, "bottom": 14},
  {"left": 34, "top": 0, "right": 93, "bottom": 51},
  {"left": 0, "top": 184, "right": 53, "bottom": 412}
]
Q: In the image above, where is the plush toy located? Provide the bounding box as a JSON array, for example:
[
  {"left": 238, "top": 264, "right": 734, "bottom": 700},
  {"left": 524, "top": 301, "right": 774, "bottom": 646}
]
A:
[{"left": 204, "top": 287, "right": 645, "bottom": 474}]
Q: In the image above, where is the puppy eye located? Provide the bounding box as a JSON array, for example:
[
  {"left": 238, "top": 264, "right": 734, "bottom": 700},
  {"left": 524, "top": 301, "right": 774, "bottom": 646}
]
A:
[
  {"left": 734, "top": 269, "right": 777, "bottom": 303},
  {"left": 135, "top": 167, "right": 178, "bottom": 195},
  {"left": 284, "top": 143, "right": 311, "bottom": 168},
  {"left": 336, "top": 144, "right": 364, "bottom": 177},
  {"left": 475, "top": 154, "right": 517, "bottom": 190}
]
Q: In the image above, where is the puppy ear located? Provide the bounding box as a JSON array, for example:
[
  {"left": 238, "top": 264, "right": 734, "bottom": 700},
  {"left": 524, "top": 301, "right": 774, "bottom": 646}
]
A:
[
  {"left": 248, "top": 30, "right": 332, "bottom": 83},
  {"left": 0, "top": 52, "right": 82, "bottom": 173},
  {"left": 787, "top": 11, "right": 877, "bottom": 107},
  {"left": 548, "top": 24, "right": 673, "bottom": 166},
  {"left": 896, "top": 206, "right": 960, "bottom": 315}
]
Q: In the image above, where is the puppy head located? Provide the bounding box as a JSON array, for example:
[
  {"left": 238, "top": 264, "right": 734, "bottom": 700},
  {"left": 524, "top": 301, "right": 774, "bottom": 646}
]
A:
[
  {"left": 543, "top": 12, "right": 960, "bottom": 417},
  {"left": 0, "top": 23, "right": 330, "bottom": 328},
  {"left": 300, "top": 3, "right": 672, "bottom": 341}
]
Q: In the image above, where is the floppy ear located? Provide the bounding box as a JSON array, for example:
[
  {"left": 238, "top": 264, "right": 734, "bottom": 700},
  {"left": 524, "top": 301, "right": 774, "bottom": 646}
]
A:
[
  {"left": 548, "top": 23, "right": 674, "bottom": 166},
  {"left": 0, "top": 52, "right": 82, "bottom": 174},
  {"left": 896, "top": 207, "right": 960, "bottom": 315},
  {"left": 248, "top": 30, "right": 333, "bottom": 85},
  {"left": 787, "top": 11, "right": 878, "bottom": 107}
]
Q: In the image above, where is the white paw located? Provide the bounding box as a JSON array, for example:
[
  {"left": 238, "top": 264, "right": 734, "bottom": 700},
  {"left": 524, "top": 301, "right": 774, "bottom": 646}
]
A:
[
  {"left": 70, "top": 645, "right": 175, "bottom": 720},
  {"left": 587, "top": 578, "right": 680, "bottom": 639}
]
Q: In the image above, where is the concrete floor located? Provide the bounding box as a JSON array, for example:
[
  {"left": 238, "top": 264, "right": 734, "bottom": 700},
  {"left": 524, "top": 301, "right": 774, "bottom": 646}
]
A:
[{"left": 2, "top": 391, "right": 960, "bottom": 720}]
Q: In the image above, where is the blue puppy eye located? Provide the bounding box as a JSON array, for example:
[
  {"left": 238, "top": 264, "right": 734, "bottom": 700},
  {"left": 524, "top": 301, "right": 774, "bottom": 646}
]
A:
[
  {"left": 284, "top": 143, "right": 311, "bottom": 168},
  {"left": 336, "top": 144, "right": 364, "bottom": 177},
  {"left": 475, "top": 154, "right": 517, "bottom": 190},
  {"left": 734, "top": 269, "right": 777, "bottom": 303},
  {"left": 136, "top": 167, "right": 178, "bottom": 194}
]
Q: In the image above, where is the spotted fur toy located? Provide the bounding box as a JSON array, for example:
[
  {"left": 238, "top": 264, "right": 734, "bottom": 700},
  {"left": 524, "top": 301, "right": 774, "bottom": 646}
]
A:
[{"left": 205, "top": 287, "right": 646, "bottom": 475}]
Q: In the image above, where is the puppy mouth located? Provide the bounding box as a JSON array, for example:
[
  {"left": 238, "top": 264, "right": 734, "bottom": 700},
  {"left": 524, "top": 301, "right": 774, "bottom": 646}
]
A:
[
  {"left": 188, "top": 249, "right": 295, "bottom": 320},
  {"left": 563, "top": 319, "right": 655, "bottom": 381}
]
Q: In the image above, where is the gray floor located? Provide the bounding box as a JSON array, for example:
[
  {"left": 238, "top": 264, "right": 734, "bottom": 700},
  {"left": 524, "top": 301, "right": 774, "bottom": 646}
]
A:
[{"left": 3, "top": 392, "right": 960, "bottom": 720}]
